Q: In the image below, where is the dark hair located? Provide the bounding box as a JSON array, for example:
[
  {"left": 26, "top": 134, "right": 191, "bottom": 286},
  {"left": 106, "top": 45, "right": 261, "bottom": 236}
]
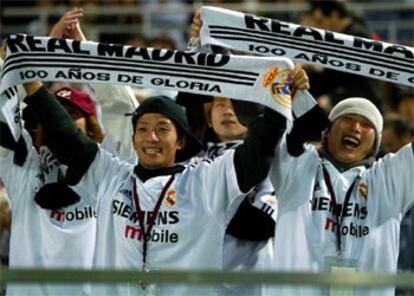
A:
[
  {"left": 309, "top": 0, "right": 349, "bottom": 18},
  {"left": 132, "top": 113, "right": 185, "bottom": 143},
  {"left": 384, "top": 115, "right": 414, "bottom": 139},
  {"left": 150, "top": 35, "right": 176, "bottom": 50}
]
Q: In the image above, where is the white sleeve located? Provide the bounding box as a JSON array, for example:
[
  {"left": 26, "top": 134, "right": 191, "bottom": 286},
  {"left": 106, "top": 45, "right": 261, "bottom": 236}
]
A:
[
  {"left": 0, "top": 151, "right": 30, "bottom": 205},
  {"left": 366, "top": 143, "right": 414, "bottom": 216},
  {"left": 90, "top": 83, "right": 138, "bottom": 160},
  {"left": 0, "top": 137, "right": 38, "bottom": 204},
  {"left": 0, "top": 151, "right": 15, "bottom": 192},
  {"left": 189, "top": 149, "right": 243, "bottom": 225},
  {"left": 78, "top": 148, "right": 133, "bottom": 207}
]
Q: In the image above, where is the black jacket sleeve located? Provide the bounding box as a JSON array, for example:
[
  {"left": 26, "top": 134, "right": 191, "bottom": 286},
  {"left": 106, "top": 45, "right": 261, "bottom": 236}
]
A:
[
  {"left": 234, "top": 108, "right": 286, "bottom": 193},
  {"left": 24, "top": 85, "right": 98, "bottom": 185},
  {"left": 286, "top": 104, "right": 330, "bottom": 157}
]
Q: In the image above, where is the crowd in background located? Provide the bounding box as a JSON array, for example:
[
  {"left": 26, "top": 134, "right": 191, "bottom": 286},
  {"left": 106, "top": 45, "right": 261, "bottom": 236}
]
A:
[{"left": 0, "top": 0, "right": 413, "bottom": 296}]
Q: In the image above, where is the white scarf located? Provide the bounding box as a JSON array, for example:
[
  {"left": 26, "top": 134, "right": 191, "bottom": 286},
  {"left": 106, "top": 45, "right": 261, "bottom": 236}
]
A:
[
  {"left": 200, "top": 6, "right": 414, "bottom": 87},
  {"left": 0, "top": 34, "right": 296, "bottom": 141},
  {"left": 0, "top": 86, "right": 22, "bottom": 141}
]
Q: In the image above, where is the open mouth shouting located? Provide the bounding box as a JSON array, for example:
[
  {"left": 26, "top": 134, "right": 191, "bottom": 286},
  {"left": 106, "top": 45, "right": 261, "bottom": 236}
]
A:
[{"left": 342, "top": 135, "right": 361, "bottom": 149}]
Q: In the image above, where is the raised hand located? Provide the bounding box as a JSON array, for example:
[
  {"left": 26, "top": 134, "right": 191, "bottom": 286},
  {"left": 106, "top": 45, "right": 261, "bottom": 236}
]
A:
[
  {"left": 189, "top": 10, "right": 202, "bottom": 46},
  {"left": 49, "top": 7, "right": 86, "bottom": 41},
  {"left": 288, "top": 64, "right": 310, "bottom": 99},
  {"left": 190, "top": 10, "right": 202, "bottom": 39}
]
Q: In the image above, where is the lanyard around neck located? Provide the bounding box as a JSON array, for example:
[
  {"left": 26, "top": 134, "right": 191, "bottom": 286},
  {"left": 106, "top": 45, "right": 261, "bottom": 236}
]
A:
[
  {"left": 322, "top": 164, "right": 359, "bottom": 256},
  {"left": 132, "top": 174, "right": 175, "bottom": 271}
]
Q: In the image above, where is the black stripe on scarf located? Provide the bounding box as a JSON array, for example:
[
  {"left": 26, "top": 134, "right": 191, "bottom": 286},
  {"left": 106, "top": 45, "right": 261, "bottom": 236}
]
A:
[
  {"left": 3, "top": 51, "right": 260, "bottom": 78},
  {"left": 208, "top": 34, "right": 414, "bottom": 75},
  {"left": 209, "top": 25, "right": 414, "bottom": 66}
]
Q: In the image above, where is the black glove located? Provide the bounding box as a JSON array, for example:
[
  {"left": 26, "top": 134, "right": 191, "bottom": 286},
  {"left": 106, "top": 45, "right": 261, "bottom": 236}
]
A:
[
  {"left": 232, "top": 99, "right": 265, "bottom": 128},
  {"left": 287, "top": 105, "right": 330, "bottom": 156},
  {"left": 226, "top": 197, "right": 275, "bottom": 241},
  {"left": 0, "top": 122, "right": 28, "bottom": 166},
  {"left": 34, "top": 183, "right": 80, "bottom": 209}
]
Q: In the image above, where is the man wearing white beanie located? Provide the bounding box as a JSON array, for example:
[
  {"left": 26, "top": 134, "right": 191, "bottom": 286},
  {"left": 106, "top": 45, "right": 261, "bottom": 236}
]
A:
[
  {"left": 327, "top": 97, "right": 383, "bottom": 157},
  {"left": 266, "top": 97, "right": 414, "bottom": 296}
]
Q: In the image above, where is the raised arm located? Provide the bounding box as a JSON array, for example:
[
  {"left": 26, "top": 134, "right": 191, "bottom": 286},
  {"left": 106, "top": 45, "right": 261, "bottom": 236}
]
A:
[
  {"left": 48, "top": 7, "right": 86, "bottom": 41},
  {"left": 49, "top": 8, "right": 138, "bottom": 160},
  {"left": 234, "top": 108, "right": 285, "bottom": 193},
  {"left": 234, "top": 65, "right": 310, "bottom": 193},
  {"left": 23, "top": 82, "right": 98, "bottom": 185}
]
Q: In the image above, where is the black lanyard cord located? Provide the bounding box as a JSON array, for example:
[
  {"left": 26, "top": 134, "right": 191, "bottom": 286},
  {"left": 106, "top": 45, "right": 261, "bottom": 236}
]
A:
[
  {"left": 322, "top": 165, "right": 359, "bottom": 256},
  {"left": 132, "top": 174, "right": 175, "bottom": 270}
]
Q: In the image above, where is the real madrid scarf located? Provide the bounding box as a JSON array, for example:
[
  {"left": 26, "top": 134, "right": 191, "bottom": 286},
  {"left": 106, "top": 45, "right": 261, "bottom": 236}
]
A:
[
  {"left": 200, "top": 6, "right": 414, "bottom": 87},
  {"left": 0, "top": 34, "right": 295, "bottom": 141}
]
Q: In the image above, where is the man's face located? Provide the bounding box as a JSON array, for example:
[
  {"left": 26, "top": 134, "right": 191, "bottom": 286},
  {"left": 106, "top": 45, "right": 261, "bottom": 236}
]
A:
[
  {"left": 133, "top": 113, "right": 184, "bottom": 169},
  {"left": 326, "top": 114, "right": 376, "bottom": 164},
  {"left": 209, "top": 97, "right": 247, "bottom": 142}
]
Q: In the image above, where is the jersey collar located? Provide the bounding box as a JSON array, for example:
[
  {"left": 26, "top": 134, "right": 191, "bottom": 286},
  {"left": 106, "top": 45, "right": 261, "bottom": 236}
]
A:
[
  {"left": 134, "top": 163, "right": 185, "bottom": 182},
  {"left": 318, "top": 147, "right": 375, "bottom": 173}
]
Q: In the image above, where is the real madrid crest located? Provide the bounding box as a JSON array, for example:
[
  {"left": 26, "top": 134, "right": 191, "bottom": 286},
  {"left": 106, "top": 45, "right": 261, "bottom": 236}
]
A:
[
  {"left": 262, "top": 66, "right": 292, "bottom": 109},
  {"left": 358, "top": 182, "right": 368, "bottom": 200},
  {"left": 163, "top": 189, "right": 177, "bottom": 207}
]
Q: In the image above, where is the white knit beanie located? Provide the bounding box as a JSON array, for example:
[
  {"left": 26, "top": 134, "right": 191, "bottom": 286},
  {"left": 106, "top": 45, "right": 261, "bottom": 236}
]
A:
[{"left": 328, "top": 97, "right": 383, "bottom": 155}]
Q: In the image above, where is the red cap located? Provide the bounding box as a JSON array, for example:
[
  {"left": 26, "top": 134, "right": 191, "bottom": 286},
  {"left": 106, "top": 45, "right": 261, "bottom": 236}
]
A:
[{"left": 54, "top": 87, "right": 97, "bottom": 116}]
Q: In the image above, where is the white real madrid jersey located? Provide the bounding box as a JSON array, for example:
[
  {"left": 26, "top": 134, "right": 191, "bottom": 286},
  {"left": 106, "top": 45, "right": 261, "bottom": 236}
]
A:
[
  {"left": 0, "top": 134, "right": 96, "bottom": 296},
  {"left": 266, "top": 135, "right": 414, "bottom": 296},
  {"left": 79, "top": 147, "right": 244, "bottom": 296}
]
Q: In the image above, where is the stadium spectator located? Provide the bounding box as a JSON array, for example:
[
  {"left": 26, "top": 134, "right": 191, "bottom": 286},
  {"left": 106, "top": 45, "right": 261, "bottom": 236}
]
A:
[
  {"left": 47, "top": 7, "right": 138, "bottom": 161},
  {"left": 380, "top": 114, "right": 414, "bottom": 295},
  {"left": 202, "top": 95, "right": 277, "bottom": 296},
  {"left": 267, "top": 97, "right": 413, "bottom": 296},
  {"left": 0, "top": 84, "right": 98, "bottom": 296},
  {"left": 0, "top": 8, "right": 137, "bottom": 296},
  {"left": 188, "top": 20, "right": 317, "bottom": 296},
  {"left": 19, "top": 55, "right": 304, "bottom": 294}
]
